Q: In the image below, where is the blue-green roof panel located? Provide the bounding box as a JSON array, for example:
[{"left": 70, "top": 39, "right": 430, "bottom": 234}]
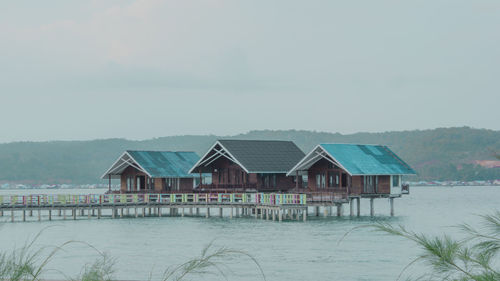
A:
[
  {"left": 319, "top": 144, "right": 416, "bottom": 175},
  {"left": 127, "top": 151, "right": 200, "bottom": 178}
]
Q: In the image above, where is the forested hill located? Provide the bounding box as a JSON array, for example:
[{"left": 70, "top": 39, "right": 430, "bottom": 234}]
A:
[{"left": 0, "top": 127, "right": 499, "bottom": 184}]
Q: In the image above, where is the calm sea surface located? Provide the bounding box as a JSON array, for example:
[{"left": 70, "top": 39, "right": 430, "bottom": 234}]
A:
[{"left": 0, "top": 186, "right": 499, "bottom": 281}]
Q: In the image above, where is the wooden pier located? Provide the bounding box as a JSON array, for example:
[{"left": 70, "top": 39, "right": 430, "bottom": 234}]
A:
[{"left": 0, "top": 192, "right": 399, "bottom": 223}]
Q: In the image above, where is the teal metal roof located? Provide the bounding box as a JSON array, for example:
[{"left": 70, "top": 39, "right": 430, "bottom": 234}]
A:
[
  {"left": 319, "top": 144, "right": 416, "bottom": 175},
  {"left": 127, "top": 151, "right": 200, "bottom": 178}
]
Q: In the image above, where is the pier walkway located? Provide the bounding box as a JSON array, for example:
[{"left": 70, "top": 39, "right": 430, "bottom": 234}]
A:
[{"left": 0, "top": 192, "right": 395, "bottom": 223}]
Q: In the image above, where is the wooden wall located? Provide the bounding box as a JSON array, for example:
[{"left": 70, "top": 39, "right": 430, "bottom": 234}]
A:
[
  {"left": 208, "top": 156, "right": 296, "bottom": 191},
  {"left": 119, "top": 166, "right": 194, "bottom": 193},
  {"left": 304, "top": 158, "right": 392, "bottom": 195},
  {"left": 120, "top": 166, "right": 149, "bottom": 192}
]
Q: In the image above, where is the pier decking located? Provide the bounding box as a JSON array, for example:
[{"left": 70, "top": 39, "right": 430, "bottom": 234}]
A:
[{"left": 0, "top": 192, "right": 398, "bottom": 223}]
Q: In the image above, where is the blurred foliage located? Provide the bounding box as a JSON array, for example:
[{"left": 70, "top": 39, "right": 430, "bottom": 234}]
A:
[
  {"left": 371, "top": 211, "right": 500, "bottom": 281},
  {"left": 0, "top": 127, "right": 498, "bottom": 184}
]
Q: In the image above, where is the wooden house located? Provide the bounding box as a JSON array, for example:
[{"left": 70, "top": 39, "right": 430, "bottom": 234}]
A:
[
  {"left": 189, "top": 140, "right": 305, "bottom": 192},
  {"left": 287, "top": 144, "right": 416, "bottom": 197},
  {"left": 102, "top": 151, "right": 201, "bottom": 193}
]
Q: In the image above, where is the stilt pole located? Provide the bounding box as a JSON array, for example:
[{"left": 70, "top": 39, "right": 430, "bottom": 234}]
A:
[
  {"left": 370, "top": 198, "right": 374, "bottom": 217},
  {"left": 390, "top": 197, "right": 394, "bottom": 216}
]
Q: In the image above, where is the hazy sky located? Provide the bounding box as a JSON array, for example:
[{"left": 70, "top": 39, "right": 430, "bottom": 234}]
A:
[{"left": 1, "top": 0, "right": 499, "bottom": 143}]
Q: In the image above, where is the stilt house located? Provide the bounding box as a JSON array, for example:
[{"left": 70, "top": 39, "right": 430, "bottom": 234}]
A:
[
  {"left": 189, "top": 140, "right": 305, "bottom": 192},
  {"left": 287, "top": 144, "right": 416, "bottom": 197},
  {"left": 102, "top": 151, "right": 201, "bottom": 193}
]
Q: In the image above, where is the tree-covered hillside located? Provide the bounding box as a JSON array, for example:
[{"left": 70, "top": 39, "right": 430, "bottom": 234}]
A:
[{"left": 0, "top": 127, "right": 498, "bottom": 184}]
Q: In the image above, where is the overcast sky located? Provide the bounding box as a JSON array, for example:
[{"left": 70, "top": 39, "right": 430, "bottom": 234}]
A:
[{"left": 0, "top": 0, "right": 499, "bottom": 143}]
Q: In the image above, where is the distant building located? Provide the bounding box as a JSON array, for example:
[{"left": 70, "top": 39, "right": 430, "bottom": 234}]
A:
[
  {"left": 473, "top": 160, "right": 500, "bottom": 169},
  {"left": 102, "top": 151, "right": 201, "bottom": 193},
  {"left": 189, "top": 140, "right": 305, "bottom": 192},
  {"left": 287, "top": 144, "right": 416, "bottom": 196}
]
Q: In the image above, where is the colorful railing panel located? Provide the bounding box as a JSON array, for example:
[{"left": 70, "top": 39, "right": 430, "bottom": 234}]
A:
[{"left": 0, "top": 192, "right": 310, "bottom": 207}]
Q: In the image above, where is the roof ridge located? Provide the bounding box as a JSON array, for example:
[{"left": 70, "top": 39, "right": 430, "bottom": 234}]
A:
[
  {"left": 219, "top": 139, "right": 296, "bottom": 142},
  {"left": 320, "top": 143, "right": 384, "bottom": 146}
]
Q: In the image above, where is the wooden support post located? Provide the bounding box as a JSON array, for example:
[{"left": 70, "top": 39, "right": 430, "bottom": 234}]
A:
[
  {"left": 196, "top": 208, "right": 200, "bottom": 216},
  {"left": 59, "top": 209, "right": 62, "bottom": 216},
  {"left": 29, "top": 210, "right": 33, "bottom": 217},
  {"left": 148, "top": 207, "right": 152, "bottom": 216},
  {"left": 278, "top": 209, "right": 282, "bottom": 222},
  {"left": 230, "top": 207, "right": 233, "bottom": 219},
  {"left": 315, "top": 206, "right": 319, "bottom": 217},
  {"left": 260, "top": 208, "right": 264, "bottom": 220},
  {"left": 120, "top": 208, "right": 124, "bottom": 218},
  {"left": 73, "top": 208, "right": 77, "bottom": 220},
  {"left": 337, "top": 204, "right": 342, "bottom": 217},
  {"left": 38, "top": 209, "right": 41, "bottom": 221},
  {"left": 126, "top": 208, "right": 130, "bottom": 216},
  {"left": 370, "top": 198, "right": 374, "bottom": 217},
  {"left": 112, "top": 207, "right": 116, "bottom": 219},
  {"left": 219, "top": 208, "right": 223, "bottom": 217},
  {"left": 350, "top": 198, "right": 354, "bottom": 216},
  {"left": 0, "top": 210, "right": 3, "bottom": 216},
  {"left": 390, "top": 198, "right": 394, "bottom": 216},
  {"left": 357, "top": 197, "right": 361, "bottom": 217},
  {"left": 80, "top": 209, "right": 84, "bottom": 216},
  {"left": 98, "top": 208, "right": 101, "bottom": 219},
  {"left": 303, "top": 209, "right": 307, "bottom": 222},
  {"left": 235, "top": 207, "right": 239, "bottom": 217},
  {"left": 189, "top": 208, "right": 193, "bottom": 216},
  {"left": 272, "top": 209, "right": 276, "bottom": 221},
  {"left": 142, "top": 207, "right": 145, "bottom": 217},
  {"left": 296, "top": 171, "right": 299, "bottom": 189},
  {"left": 23, "top": 210, "right": 26, "bottom": 222},
  {"left": 159, "top": 207, "right": 162, "bottom": 217},
  {"left": 135, "top": 207, "right": 138, "bottom": 218},
  {"left": 11, "top": 209, "right": 14, "bottom": 222},
  {"left": 49, "top": 209, "right": 52, "bottom": 221},
  {"left": 88, "top": 207, "right": 91, "bottom": 219},
  {"left": 92, "top": 208, "right": 95, "bottom": 216},
  {"left": 63, "top": 209, "right": 66, "bottom": 220},
  {"left": 255, "top": 208, "right": 258, "bottom": 219},
  {"left": 181, "top": 208, "right": 185, "bottom": 217},
  {"left": 206, "top": 207, "right": 210, "bottom": 218},
  {"left": 323, "top": 206, "right": 328, "bottom": 217},
  {"left": 266, "top": 208, "right": 270, "bottom": 220}
]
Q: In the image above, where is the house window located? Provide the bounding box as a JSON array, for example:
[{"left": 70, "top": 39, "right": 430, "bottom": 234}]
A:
[
  {"left": 316, "top": 174, "right": 321, "bottom": 188},
  {"left": 126, "top": 176, "right": 132, "bottom": 191},
  {"left": 392, "top": 175, "right": 400, "bottom": 187},
  {"left": 321, "top": 174, "right": 326, "bottom": 188},
  {"left": 272, "top": 174, "right": 277, "bottom": 187}
]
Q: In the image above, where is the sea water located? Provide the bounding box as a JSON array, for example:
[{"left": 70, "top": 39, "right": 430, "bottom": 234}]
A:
[{"left": 0, "top": 186, "right": 498, "bottom": 281}]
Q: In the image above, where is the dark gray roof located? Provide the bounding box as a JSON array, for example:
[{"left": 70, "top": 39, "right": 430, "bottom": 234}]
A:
[{"left": 218, "top": 140, "right": 305, "bottom": 173}]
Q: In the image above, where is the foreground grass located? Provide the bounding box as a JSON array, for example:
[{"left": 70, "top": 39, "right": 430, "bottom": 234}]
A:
[
  {"left": 360, "top": 211, "right": 500, "bottom": 281},
  {"left": 0, "top": 231, "right": 265, "bottom": 281}
]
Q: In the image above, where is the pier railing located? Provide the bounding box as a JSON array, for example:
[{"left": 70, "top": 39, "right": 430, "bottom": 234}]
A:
[
  {"left": 305, "top": 191, "right": 348, "bottom": 203},
  {"left": 0, "top": 193, "right": 307, "bottom": 207}
]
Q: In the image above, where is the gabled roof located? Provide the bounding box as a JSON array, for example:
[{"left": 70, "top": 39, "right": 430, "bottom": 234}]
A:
[
  {"left": 102, "top": 151, "right": 200, "bottom": 179},
  {"left": 287, "top": 143, "right": 416, "bottom": 176},
  {"left": 189, "top": 140, "right": 305, "bottom": 173}
]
